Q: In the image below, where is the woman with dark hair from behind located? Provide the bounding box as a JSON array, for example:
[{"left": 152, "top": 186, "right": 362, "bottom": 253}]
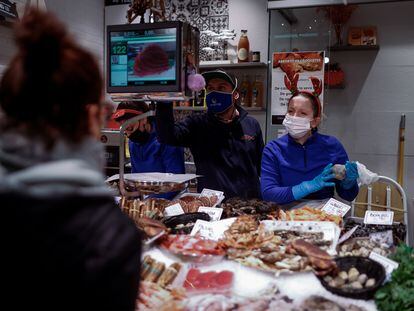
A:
[{"left": 0, "top": 9, "right": 141, "bottom": 310}]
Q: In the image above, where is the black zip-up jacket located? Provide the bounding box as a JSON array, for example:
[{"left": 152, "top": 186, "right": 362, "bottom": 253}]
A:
[{"left": 156, "top": 103, "right": 264, "bottom": 199}]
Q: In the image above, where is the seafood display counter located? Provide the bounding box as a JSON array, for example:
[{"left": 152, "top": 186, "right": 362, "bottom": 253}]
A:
[
  {"left": 113, "top": 192, "right": 411, "bottom": 311},
  {"left": 140, "top": 247, "right": 377, "bottom": 311}
]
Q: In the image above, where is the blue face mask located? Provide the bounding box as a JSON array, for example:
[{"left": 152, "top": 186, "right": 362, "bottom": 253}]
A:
[{"left": 206, "top": 90, "right": 233, "bottom": 114}]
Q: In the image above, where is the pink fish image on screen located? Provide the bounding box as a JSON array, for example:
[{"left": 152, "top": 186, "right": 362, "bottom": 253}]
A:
[{"left": 134, "top": 43, "right": 170, "bottom": 77}]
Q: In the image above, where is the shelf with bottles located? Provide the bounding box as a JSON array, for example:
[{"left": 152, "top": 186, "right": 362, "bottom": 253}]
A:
[
  {"left": 199, "top": 62, "right": 268, "bottom": 69},
  {"left": 238, "top": 73, "right": 266, "bottom": 110}
]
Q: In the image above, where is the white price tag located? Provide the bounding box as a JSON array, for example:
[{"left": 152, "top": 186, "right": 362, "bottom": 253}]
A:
[
  {"left": 369, "top": 251, "right": 399, "bottom": 280},
  {"left": 190, "top": 218, "right": 235, "bottom": 241},
  {"left": 201, "top": 188, "right": 224, "bottom": 199},
  {"left": 338, "top": 225, "right": 359, "bottom": 245},
  {"left": 198, "top": 206, "right": 223, "bottom": 221},
  {"left": 164, "top": 203, "right": 185, "bottom": 217},
  {"left": 321, "top": 198, "right": 351, "bottom": 217},
  {"left": 370, "top": 230, "right": 394, "bottom": 246},
  {"left": 190, "top": 220, "right": 216, "bottom": 240},
  {"left": 364, "top": 211, "right": 394, "bottom": 225}
]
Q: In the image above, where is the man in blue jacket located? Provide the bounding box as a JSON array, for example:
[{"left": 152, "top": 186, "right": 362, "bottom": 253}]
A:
[
  {"left": 156, "top": 70, "right": 264, "bottom": 199},
  {"left": 113, "top": 101, "right": 185, "bottom": 178}
]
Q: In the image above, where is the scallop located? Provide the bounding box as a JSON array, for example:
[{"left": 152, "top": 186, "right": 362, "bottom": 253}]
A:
[
  {"left": 348, "top": 267, "right": 360, "bottom": 282},
  {"left": 366, "top": 278, "right": 376, "bottom": 287}
]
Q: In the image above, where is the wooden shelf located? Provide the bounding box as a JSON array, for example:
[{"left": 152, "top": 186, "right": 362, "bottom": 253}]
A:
[
  {"left": 200, "top": 62, "right": 268, "bottom": 69},
  {"left": 329, "top": 45, "right": 380, "bottom": 51}
]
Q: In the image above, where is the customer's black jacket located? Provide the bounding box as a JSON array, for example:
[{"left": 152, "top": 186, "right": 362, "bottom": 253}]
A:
[
  {"left": 156, "top": 103, "right": 264, "bottom": 199},
  {"left": 0, "top": 135, "right": 141, "bottom": 311}
]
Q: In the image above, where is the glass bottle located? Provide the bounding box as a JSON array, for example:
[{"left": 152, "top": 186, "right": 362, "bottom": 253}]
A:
[
  {"left": 240, "top": 74, "right": 252, "bottom": 107},
  {"left": 237, "top": 30, "right": 250, "bottom": 63},
  {"left": 252, "top": 75, "right": 264, "bottom": 108}
]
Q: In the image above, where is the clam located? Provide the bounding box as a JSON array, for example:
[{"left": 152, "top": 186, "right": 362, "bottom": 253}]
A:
[
  {"left": 366, "top": 278, "right": 376, "bottom": 287},
  {"left": 338, "top": 271, "right": 348, "bottom": 281},
  {"left": 348, "top": 267, "right": 360, "bottom": 282},
  {"left": 358, "top": 273, "right": 368, "bottom": 285},
  {"left": 352, "top": 249, "right": 360, "bottom": 256},
  {"left": 350, "top": 281, "right": 363, "bottom": 289},
  {"left": 333, "top": 276, "right": 345, "bottom": 287}
]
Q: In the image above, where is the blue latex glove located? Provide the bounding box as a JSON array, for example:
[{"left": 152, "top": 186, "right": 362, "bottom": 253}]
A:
[
  {"left": 340, "top": 161, "right": 359, "bottom": 189},
  {"left": 292, "top": 163, "right": 336, "bottom": 200}
]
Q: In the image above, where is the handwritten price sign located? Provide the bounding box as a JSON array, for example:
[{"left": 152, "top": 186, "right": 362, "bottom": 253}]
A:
[
  {"left": 364, "top": 211, "right": 394, "bottom": 225},
  {"left": 322, "top": 198, "right": 351, "bottom": 217}
]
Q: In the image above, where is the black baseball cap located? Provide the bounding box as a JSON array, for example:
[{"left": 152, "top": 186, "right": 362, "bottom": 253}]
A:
[{"left": 202, "top": 70, "right": 238, "bottom": 90}]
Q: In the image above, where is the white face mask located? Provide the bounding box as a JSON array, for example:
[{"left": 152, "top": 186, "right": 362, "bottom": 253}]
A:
[{"left": 283, "top": 114, "right": 312, "bottom": 139}]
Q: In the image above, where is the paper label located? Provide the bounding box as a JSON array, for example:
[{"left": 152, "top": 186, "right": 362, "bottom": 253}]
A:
[
  {"left": 338, "top": 225, "right": 359, "bottom": 245},
  {"left": 190, "top": 218, "right": 236, "bottom": 241},
  {"left": 198, "top": 207, "right": 223, "bottom": 221},
  {"left": 364, "top": 211, "right": 394, "bottom": 225},
  {"left": 201, "top": 188, "right": 224, "bottom": 198},
  {"left": 370, "top": 230, "right": 394, "bottom": 246},
  {"left": 238, "top": 48, "right": 248, "bottom": 60},
  {"left": 164, "top": 203, "right": 185, "bottom": 217},
  {"left": 200, "top": 188, "right": 225, "bottom": 206},
  {"left": 369, "top": 251, "right": 399, "bottom": 280},
  {"left": 190, "top": 220, "right": 215, "bottom": 240},
  {"left": 322, "top": 198, "right": 351, "bottom": 217}
]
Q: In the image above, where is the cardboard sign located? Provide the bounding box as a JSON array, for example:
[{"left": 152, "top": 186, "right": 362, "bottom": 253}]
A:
[
  {"left": 164, "top": 203, "right": 185, "bottom": 217},
  {"left": 322, "top": 198, "right": 351, "bottom": 217},
  {"left": 338, "top": 225, "right": 359, "bottom": 245},
  {"left": 364, "top": 211, "right": 394, "bottom": 225},
  {"left": 198, "top": 206, "right": 223, "bottom": 222},
  {"left": 369, "top": 251, "right": 399, "bottom": 281}
]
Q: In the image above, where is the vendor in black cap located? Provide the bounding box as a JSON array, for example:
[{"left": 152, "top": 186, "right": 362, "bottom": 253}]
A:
[{"left": 156, "top": 69, "right": 264, "bottom": 199}]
